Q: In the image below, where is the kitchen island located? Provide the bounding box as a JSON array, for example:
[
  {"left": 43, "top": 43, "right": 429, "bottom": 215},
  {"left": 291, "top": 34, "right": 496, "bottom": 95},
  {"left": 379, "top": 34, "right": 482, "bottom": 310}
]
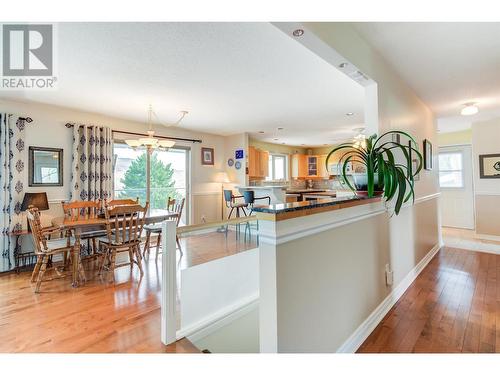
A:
[{"left": 236, "top": 185, "right": 287, "bottom": 204}]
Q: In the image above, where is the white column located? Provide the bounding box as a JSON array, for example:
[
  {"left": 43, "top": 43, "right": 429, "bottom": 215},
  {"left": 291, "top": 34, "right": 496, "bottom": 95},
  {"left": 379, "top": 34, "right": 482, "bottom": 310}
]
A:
[
  {"left": 258, "top": 220, "right": 279, "bottom": 353},
  {"left": 161, "top": 220, "right": 177, "bottom": 345}
]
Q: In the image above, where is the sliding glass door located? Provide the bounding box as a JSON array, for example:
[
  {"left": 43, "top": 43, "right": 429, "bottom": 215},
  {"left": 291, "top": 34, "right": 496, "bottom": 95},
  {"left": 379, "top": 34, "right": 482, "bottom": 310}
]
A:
[{"left": 113, "top": 142, "right": 190, "bottom": 225}]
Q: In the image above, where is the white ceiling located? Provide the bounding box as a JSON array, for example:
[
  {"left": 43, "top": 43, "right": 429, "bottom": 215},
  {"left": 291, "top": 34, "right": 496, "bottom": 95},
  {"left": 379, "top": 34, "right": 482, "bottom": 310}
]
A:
[
  {"left": 352, "top": 22, "right": 500, "bottom": 132},
  {"left": 0, "top": 22, "right": 365, "bottom": 146}
]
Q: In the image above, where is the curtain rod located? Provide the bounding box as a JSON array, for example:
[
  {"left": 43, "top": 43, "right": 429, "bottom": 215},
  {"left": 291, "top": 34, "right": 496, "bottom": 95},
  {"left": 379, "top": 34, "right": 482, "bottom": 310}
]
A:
[{"left": 65, "top": 123, "right": 202, "bottom": 144}]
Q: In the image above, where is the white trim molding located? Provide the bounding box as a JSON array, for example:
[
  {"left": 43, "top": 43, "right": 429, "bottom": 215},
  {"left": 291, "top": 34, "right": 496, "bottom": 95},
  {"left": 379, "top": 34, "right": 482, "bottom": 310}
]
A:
[
  {"left": 181, "top": 294, "right": 259, "bottom": 343},
  {"left": 474, "top": 191, "right": 500, "bottom": 196},
  {"left": 336, "top": 243, "right": 441, "bottom": 353}
]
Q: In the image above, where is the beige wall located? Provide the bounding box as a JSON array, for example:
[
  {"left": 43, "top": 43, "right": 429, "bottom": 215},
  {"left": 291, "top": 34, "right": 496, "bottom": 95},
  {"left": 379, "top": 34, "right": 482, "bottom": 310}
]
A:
[
  {"left": 472, "top": 117, "right": 500, "bottom": 236},
  {"left": 0, "top": 98, "right": 231, "bottom": 226},
  {"left": 276, "top": 212, "right": 390, "bottom": 352},
  {"left": 437, "top": 129, "right": 472, "bottom": 146}
]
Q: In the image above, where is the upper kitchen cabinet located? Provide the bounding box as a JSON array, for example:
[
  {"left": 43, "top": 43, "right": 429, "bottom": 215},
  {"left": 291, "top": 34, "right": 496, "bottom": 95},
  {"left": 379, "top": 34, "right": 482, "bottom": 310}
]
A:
[
  {"left": 291, "top": 154, "right": 308, "bottom": 178},
  {"left": 291, "top": 154, "right": 329, "bottom": 178},
  {"left": 248, "top": 146, "right": 269, "bottom": 178}
]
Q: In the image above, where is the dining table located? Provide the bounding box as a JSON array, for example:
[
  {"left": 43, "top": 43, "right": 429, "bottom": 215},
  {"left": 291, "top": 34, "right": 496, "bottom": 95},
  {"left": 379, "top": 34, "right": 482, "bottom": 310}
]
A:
[{"left": 51, "top": 208, "right": 179, "bottom": 287}]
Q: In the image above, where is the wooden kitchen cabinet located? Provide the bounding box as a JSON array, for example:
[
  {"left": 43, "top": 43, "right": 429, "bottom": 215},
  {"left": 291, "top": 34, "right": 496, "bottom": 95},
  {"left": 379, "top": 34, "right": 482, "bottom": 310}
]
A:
[
  {"left": 307, "top": 156, "right": 318, "bottom": 177},
  {"left": 248, "top": 146, "right": 269, "bottom": 178},
  {"left": 259, "top": 150, "right": 269, "bottom": 177},
  {"left": 291, "top": 154, "right": 329, "bottom": 178},
  {"left": 291, "top": 154, "right": 308, "bottom": 178}
]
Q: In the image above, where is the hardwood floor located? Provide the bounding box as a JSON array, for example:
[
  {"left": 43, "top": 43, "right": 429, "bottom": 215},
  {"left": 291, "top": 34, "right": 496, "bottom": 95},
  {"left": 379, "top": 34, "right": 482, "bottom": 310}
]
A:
[
  {"left": 358, "top": 246, "right": 500, "bottom": 353},
  {"left": 0, "top": 229, "right": 257, "bottom": 353}
]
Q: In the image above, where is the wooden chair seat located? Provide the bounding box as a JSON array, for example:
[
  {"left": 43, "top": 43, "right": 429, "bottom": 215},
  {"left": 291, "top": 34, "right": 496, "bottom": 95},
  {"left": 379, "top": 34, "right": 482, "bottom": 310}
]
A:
[
  {"left": 97, "top": 232, "right": 141, "bottom": 246},
  {"left": 143, "top": 223, "right": 162, "bottom": 233},
  {"left": 42, "top": 237, "right": 77, "bottom": 251},
  {"left": 80, "top": 229, "right": 107, "bottom": 239}
]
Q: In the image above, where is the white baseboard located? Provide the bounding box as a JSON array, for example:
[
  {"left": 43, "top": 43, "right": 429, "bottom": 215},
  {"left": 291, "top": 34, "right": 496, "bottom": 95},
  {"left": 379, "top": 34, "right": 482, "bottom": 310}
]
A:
[
  {"left": 444, "top": 236, "right": 500, "bottom": 256},
  {"left": 336, "top": 243, "right": 441, "bottom": 353},
  {"left": 474, "top": 232, "right": 500, "bottom": 242},
  {"left": 179, "top": 294, "right": 259, "bottom": 343}
]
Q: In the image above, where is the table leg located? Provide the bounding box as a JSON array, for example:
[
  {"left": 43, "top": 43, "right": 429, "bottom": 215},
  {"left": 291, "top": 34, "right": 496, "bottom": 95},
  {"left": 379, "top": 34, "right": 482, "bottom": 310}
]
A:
[{"left": 72, "top": 230, "right": 81, "bottom": 287}]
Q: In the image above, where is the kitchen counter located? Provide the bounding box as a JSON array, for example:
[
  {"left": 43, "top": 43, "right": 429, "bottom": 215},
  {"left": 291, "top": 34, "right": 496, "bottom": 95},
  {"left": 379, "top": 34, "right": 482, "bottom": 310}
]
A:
[{"left": 252, "top": 195, "right": 381, "bottom": 221}]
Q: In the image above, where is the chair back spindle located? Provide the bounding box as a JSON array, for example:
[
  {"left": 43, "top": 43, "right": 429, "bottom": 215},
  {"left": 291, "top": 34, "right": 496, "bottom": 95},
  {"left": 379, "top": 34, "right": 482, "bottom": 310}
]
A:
[
  {"left": 62, "top": 200, "right": 101, "bottom": 221},
  {"left": 104, "top": 203, "right": 148, "bottom": 246},
  {"left": 26, "top": 206, "right": 47, "bottom": 253}
]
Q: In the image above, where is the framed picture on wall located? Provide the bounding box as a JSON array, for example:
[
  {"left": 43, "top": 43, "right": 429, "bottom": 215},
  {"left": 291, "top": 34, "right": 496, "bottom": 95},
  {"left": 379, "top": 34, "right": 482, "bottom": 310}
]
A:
[
  {"left": 479, "top": 153, "right": 500, "bottom": 179},
  {"left": 201, "top": 147, "right": 214, "bottom": 165},
  {"left": 423, "top": 139, "right": 432, "bottom": 170},
  {"left": 28, "top": 146, "right": 64, "bottom": 187}
]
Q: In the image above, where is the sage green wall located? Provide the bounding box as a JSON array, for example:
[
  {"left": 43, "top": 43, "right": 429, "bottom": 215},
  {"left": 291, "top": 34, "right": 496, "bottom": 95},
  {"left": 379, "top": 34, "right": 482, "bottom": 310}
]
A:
[
  {"left": 249, "top": 138, "right": 307, "bottom": 155},
  {"left": 437, "top": 129, "right": 472, "bottom": 146}
]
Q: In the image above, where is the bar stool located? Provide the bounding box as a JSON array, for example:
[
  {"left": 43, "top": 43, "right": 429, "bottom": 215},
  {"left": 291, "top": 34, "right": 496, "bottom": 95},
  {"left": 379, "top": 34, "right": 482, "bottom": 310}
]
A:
[
  {"left": 242, "top": 190, "right": 271, "bottom": 215},
  {"left": 242, "top": 190, "right": 270, "bottom": 245},
  {"left": 223, "top": 190, "right": 248, "bottom": 219}
]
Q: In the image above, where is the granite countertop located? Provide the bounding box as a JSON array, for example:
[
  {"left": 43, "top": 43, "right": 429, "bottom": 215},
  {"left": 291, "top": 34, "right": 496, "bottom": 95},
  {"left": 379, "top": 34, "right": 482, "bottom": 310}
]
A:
[
  {"left": 301, "top": 191, "right": 338, "bottom": 197},
  {"left": 252, "top": 195, "right": 378, "bottom": 215}
]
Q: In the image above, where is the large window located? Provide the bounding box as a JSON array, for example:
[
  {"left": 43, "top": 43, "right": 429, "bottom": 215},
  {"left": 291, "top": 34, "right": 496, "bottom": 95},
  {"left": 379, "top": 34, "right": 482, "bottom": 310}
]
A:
[
  {"left": 113, "top": 142, "right": 189, "bottom": 224},
  {"left": 266, "top": 154, "right": 287, "bottom": 181},
  {"left": 439, "top": 152, "right": 464, "bottom": 188}
]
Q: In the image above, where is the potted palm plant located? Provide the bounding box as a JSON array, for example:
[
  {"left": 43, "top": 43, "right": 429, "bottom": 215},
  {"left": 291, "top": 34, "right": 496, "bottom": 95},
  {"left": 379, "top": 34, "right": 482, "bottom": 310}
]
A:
[{"left": 325, "top": 131, "right": 423, "bottom": 215}]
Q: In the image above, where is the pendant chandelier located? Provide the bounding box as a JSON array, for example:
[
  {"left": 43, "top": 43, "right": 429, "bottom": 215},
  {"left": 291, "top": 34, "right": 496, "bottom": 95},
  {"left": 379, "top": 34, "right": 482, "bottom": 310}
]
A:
[
  {"left": 125, "top": 105, "right": 188, "bottom": 153},
  {"left": 353, "top": 127, "right": 366, "bottom": 149}
]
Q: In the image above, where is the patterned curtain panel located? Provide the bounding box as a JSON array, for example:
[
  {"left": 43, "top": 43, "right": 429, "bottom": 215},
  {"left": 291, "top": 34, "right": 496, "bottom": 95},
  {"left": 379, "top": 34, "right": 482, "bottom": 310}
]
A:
[
  {"left": 70, "top": 125, "right": 113, "bottom": 202},
  {"left": 0, "top": 114, "right": 27, "bottom": 272}
]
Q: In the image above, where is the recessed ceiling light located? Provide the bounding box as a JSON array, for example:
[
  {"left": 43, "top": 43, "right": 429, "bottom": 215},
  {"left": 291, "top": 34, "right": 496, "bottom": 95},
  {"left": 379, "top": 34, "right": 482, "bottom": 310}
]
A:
[
  {"left": 339, "top": 62, "right": 349, "bottom": 68},
  {"left": 346, "top": 112, "right": 354, "bottom": 116},
  {"left": 461, "top": 103, "right": 479, "bottom": 116},
  {"left": 258, "top": 131, "right": 265, "bottom": 134},
  {"left": 292, "top": 29, "right": 304, "bottom": 37}
]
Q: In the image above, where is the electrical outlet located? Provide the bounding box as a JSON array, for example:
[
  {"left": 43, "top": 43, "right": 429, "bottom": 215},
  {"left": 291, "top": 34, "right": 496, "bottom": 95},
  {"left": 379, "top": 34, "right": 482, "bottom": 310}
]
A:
[{"left": 385, "top": 264, "right": 394, "bottom": 286}]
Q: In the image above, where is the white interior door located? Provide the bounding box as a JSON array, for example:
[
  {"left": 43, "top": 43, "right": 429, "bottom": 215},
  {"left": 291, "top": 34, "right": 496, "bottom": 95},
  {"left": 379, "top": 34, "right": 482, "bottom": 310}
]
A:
[{"left": 439, "top": 145, "right": 475, "bottom": 229}]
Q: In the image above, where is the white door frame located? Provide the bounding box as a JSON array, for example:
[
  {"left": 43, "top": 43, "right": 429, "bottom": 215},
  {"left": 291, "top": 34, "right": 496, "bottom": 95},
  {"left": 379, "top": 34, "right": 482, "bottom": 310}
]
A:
[{"left": 439, "top": 144, "right": 475, "bottom": 230}]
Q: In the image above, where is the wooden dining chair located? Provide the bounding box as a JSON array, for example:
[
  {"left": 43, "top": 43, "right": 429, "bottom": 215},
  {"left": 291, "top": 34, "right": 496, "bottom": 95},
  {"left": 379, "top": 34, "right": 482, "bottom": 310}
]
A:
[
  {"left": 143, "top": 197, "right": 185, "bottom": 261},
  {"left": 98, "top": 203, "right": 149, "bottom": 282},
  {"left": 61, "top": 200, "right": 103, "bottom": 255},
  {"left": 27, "top": 206, "right": 83, "bottom": 293},
  {"left": 104, "top": 197, "right": 139, "bottom": 209}
]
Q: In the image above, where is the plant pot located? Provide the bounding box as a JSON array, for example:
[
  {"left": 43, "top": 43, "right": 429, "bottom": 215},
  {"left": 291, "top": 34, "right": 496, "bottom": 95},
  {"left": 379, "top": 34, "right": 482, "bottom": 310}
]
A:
[
  {"left": 351, "top": 173, "right": 383, "bottom": 197},
  {"left": 355, "top": 190, "right": 384, "bottom": 197}
]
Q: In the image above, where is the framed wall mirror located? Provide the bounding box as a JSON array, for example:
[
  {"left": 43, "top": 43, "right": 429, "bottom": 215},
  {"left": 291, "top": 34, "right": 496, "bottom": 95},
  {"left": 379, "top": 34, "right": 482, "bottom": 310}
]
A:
[{"left": 29, "top": 146, "right": 63, "bottom": 187}]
